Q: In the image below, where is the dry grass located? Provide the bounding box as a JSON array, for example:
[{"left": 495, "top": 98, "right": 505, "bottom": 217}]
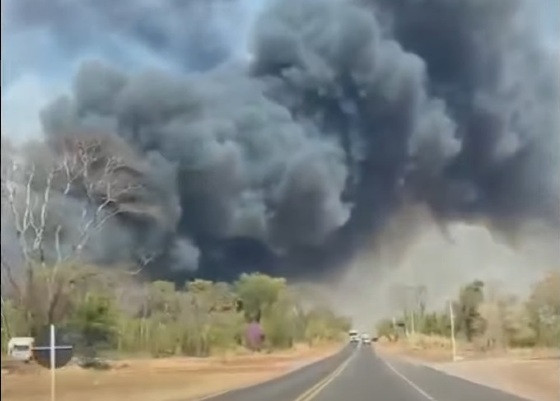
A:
[
  {"left": 377, "top": 334, "right": 455, "bottom": 362},
  {"left": 1, "top": 343, "right": 342, "bottom": 401}
]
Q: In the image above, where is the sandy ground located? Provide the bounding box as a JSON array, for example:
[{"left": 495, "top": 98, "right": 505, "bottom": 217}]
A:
[
  {"left": 1, "top": 343, "right": 342, "bottom": 401},
  {"left": 377, "top": 341, "right": 560, "bottom": 401}
]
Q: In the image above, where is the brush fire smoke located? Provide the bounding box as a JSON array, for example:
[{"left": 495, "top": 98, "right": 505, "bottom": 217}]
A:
[
  {"left": 324, "top": 206, "right": 559, "bottom": 330},
  {"left": 1, "top": 0, "right": 558, "bottom": 282}
]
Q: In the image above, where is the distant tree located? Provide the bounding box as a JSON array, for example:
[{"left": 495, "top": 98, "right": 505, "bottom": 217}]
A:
[
  {"left": 304, "top": 307, "right": 350, "bottom": 345},
  {"left": 147, "top": 281, "right": 177, "bottom": 318},
  {"left": 456, "top": 280, "right": 487, "bottom": 341},
  {"left": 181, "top": 280, "right": 241, "bottom": 356},
  {"left": 262, "top": 290, "right": 298, "bottom": 349},
  {"left": 502, "top": 301, "right": 536, "bottom": 347},
  {"left": 234, "top": 273, "right": 286, "bottom": 322},
  {"left": 527, "top": 271, "right": 560, "bottom": 347},
  {"left": 376, "top": 318, "right": 398, "bottom": 342},
  {"left": 420, "top": 311, "right": 450, "bottom": 337},
  {"left": 70, "top": 293, "right": 118, "bottom": 360}
]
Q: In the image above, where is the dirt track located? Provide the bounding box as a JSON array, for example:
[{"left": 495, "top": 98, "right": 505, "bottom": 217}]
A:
[{"left": 1, "top": 344, "right": 341, "bottom": 401}]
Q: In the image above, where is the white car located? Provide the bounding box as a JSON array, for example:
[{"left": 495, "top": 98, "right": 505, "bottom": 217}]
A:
[
  {"left": 348, "top": 330, "right": 360, "bottom": 343},
  {"left": 8, "top": 337, "right": 34, "bottom": 362},
  {"left": 361, "top": 334, "right": 371, "bottom": 344}
]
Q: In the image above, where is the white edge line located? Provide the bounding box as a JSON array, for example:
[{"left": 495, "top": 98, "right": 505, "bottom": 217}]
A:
[{"left": 381, "top": 358, "right": 438, "bottom": 401}]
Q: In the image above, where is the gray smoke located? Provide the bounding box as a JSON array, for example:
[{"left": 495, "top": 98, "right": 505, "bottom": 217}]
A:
[
  {"left": 1, "top": 134, "right": 200, "bottom": 274},
  {"left": 367, "top": 0, "right": 560, "bottom": 225},
  {"left": 41, "top": 59, "right": 352, "bottom": 249},
  {"left": 3, "top": 0, "right": 559, "bottom": 279}
]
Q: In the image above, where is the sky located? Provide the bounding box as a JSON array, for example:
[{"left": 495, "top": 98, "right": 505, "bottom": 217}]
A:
[{"left": 1, "top": 0, "right": 268, "bottom": 142}]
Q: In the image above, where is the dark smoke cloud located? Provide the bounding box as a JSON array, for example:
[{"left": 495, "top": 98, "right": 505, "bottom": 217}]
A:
[
  {"left": 367, "top": 0, "right": 560, "bottom": 225},
  {"left": 3, "top": 0, "right": 559, "bottom": 280},
  {"left": 42, "top": 60, "right": 351, "bottom": 252},
  {"left": 1, "top": 134, "right": 200, "bottom": 275}
]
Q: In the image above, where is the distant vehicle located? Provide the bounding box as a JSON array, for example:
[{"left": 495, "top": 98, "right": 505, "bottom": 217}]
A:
[
  {"left": 348, "top": 329, "right": 360, "bottom": 343},
  {"left": 361, "top": 333, "right": 371, "bottom": 344},
  {"left": 7, "top": 337, "right": 34, "bottom": 362}
]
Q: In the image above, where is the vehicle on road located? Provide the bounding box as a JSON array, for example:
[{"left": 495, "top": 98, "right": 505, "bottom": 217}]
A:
[
  {"left": 348, "top": 329, "right": 360, "bottom": 343},
  {"left": 7, "top": 337, "right": 34, "bottom": 362},
  {"left": 360, "top": 334, "right": 371, "bottom": 344}
]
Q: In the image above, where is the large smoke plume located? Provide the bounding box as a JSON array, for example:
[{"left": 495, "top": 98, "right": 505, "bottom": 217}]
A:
[{"left": 1, "top": 0, "right": 558, "bottom": 281}]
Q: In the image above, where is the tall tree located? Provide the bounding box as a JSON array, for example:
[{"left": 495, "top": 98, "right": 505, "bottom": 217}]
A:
[
  {"left": 527, "top": 271, "right": 560, "bottom": 347},
  {"left": 1, "top": 137, "right": 145, "bottom": 333},
  {"left": 70, "top": 292, "right": 118, "bottom": 360},
  {"left": 234, "top": 273, "right": 286, "bottom": 322},
  {"left": 456, "top": 280, "right": 486, "bottom": 341}
]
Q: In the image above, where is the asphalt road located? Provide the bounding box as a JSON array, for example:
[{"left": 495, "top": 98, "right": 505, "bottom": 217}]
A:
[{"left": 200, "top": 344, "right": 531, "bottom": 401}]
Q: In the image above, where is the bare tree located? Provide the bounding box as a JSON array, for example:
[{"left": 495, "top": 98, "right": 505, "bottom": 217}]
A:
[
  {"left": 55, "top": 137, "right": 145, "bottom": 260},
  {"left": 128, "top": 250, "right": 160, "bottom": 276},
  {"left": 390, "top": 284, "right": 427, "bottom": 335},
  {"left": 1, "top": 137, "right": 145, "bottom": 329}
]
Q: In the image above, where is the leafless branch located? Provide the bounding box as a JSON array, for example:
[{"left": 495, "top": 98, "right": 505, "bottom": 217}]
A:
[
  {"left": 127, "top": 250, "right": 159, "bottom": 276},
  {"left": 4, "top": 162, "right": 32, "bottom": 263},
  {"left": 1, "top": 137, "right": 148, "bottom": 325},
  {"left": 22, "top": 163, "right": 35, "bottom": 237}
]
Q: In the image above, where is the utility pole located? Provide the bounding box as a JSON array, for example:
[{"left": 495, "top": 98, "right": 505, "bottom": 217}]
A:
[
  {"left": 403, "top": 310, "right": 410, "bottom": 338},
  {"left": 449, "top": 300, "right": 457, "bottom": 362},
  {"left": 50, "top": 324, "right": 56, "bottom": 401}
]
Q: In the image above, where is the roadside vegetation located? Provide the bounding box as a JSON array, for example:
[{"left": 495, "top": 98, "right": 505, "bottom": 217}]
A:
[
  {"left": 376, "top": 271, "right": 560, "bottom": 352},
  {"left": 0, "top": 137, "right": 350, "bottom": 361},
  {"left": 1, "top": 268, "right": 351, "bottom": 358}
]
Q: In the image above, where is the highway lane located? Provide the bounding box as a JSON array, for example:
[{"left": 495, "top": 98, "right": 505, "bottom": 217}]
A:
[
  {"left": 199, "top": 344, "right": 530, "bottom": 401},
  {"left": 199, "top": 344, "right": 355, "bottom": 401}
]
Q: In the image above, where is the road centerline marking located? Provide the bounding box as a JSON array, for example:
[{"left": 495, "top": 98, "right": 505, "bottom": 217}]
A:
[
  {"left": 293, "top": 349, "right": 356, "bottom": 401},
  {"left": 382, "top": 358, "right": 438, "bottom": 401}
]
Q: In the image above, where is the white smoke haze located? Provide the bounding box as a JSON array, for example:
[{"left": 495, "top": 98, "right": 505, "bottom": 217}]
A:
[
  {"left": 324, "top": 208, "right": 559, "bottom": 331},
  {"left": 1, "top": 0, "right": 559, "bottom": 290}
]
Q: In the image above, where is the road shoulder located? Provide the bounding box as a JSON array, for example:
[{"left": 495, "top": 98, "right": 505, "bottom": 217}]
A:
[
  {"left": 1, "top": 343, "right": 344, "bottom": 401},
  {"left": 375, "top": 344, "right": 559, "bottom": 401}
]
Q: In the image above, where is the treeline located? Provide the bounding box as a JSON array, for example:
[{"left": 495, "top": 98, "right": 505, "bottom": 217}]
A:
[
  {"left": 376, "top": 271, "right": 560, "bottom": 349},
  {"left": 1, "top": 265, "right": 351, "bottom": 358}
]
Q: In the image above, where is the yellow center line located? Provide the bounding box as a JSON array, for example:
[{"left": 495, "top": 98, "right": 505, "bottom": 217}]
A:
[{"left": 292, "top": 350, "right": 355, "bottom": 401}]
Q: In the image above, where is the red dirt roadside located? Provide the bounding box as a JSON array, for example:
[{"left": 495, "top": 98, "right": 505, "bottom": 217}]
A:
[
  {"left": 1, "top": 343, "right": 342, "bottom": 401},
  {"left": 377, "top": 341, "right": 559, "bottom": 401}
]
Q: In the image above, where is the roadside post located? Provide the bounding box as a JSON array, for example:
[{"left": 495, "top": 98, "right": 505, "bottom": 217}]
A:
[
  {"left": 448, "top": 301, "right": 457, "bottom": 362},
  {"left": 32, "top": 325, "right": 74, "bottom": 401}
]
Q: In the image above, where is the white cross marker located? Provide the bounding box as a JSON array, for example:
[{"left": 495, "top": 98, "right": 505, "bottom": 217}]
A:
[{"left": 32, "top": 325, "right": 73, "bottom": 401}]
